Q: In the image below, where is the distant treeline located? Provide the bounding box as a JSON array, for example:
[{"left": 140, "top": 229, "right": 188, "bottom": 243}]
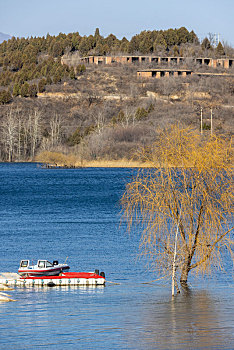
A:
[
  {"left": 0, "top": 27, "right": 199, "bottom": 60},
  {"left": 0, "top": 27, "right": 228, "bottom": 104}
]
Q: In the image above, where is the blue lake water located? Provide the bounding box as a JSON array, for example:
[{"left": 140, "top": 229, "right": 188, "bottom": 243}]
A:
[{"left": 0, "top": 163, "right": 233, "bottom": 349}]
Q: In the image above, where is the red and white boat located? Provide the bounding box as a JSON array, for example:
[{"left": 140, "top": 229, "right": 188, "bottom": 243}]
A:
[
  {"left": 20, "top": 271, "right": 106, "bottom": 286},
  {"left": 0, "top": 260, "right": 106, "bottom": 287},
  {"left": 0, "top": 270, "right": 106, "bottom": 287},
  {"left": 18, "top": 259, "right": 70, "bottom": 277}
]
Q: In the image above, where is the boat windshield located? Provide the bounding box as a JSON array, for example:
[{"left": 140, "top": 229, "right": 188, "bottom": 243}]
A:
[
  {"left": 20, "top": 260, "right": 29, "bottom": 268},
  {"left": 37, "top": 260, "right": 53, "bottom": 268},
  {"left": 38, "top": 261, "right": 45, "bottom": 268}
]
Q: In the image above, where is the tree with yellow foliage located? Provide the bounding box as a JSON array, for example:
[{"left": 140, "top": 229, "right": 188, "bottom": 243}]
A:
[{"left": 121, "top": 125, "right": 233, "bottom": 293}]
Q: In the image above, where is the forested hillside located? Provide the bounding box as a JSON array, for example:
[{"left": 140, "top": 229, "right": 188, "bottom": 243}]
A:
[
  {"left": 0, "top": 27, "right": 232, "bottom": 100},
  {"left": 0, "top": 28, "right": 233, "bottom": 164}
]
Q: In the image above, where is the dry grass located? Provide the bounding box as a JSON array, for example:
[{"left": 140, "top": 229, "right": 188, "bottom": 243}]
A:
[
  {"left": 82, "top": 159, "right": 152, "bottom": 168},
  {"left": 36, "top": 151, "right": 153, "bottom": 168}
]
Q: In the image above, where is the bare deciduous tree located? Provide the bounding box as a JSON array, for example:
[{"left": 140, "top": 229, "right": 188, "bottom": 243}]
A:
[
  {"left": 50, "top": 114, "right": 63, "bottom": 147},
  {"left": 94, "top": 111, "right": 105, "bottom": 134},
  {"left": 1, "top": 109, "right": 18, "bottom": 162},
  {"left": 16, "top": 109, "right": 22, "bottom": 161},
  {"left": 123, "top": 106, "right": 136, "bottom": 127},
  {"left": 30, "top": 110, "right": 42, "bottom": 158},
  {"left": 121, "top": 125, "right": 233, "bottom": 293}
]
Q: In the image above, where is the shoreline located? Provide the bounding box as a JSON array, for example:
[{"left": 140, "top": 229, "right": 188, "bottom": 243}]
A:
[
  {"left": 34, "top": 151, "right": 155, "bottom": 168},
  {"left": 0, "top": 160, "right": 153, "bottom": 168}
]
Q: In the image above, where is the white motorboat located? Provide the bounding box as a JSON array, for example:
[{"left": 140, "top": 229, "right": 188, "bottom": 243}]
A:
[{"left": 18, "top": 259, "right": 70, "bottom": 277}]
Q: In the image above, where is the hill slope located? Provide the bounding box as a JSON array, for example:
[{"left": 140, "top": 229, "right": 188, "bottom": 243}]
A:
[
  {"left": 0, "top": 64, "right": 233, "bottom": 164},
  {"left": 0, "top": 29, "right": 233, "bottom": 164}
]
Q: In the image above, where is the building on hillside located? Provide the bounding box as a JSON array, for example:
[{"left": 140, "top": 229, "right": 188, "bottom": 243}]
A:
[
  {"left": 137, "top": 69, "right": 193, "bottom": 79},
  {"left": 75, "top": 56, "right": 234, "bottom": 69},
  {"left": 137, "top": 69, "right": 234, "bottom": 79}
]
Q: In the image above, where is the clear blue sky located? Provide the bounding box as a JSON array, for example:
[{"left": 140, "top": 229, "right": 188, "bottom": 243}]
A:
[{"left": 1, "top": 0, "right": 233, "bottom": 46}]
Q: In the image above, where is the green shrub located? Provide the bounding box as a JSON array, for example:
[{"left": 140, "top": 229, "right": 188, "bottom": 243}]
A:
[
  {"left": 28, "top": 84, "right": 38, "bottom": 97},
  {"left": 38, "top": 78, "right": 46, "bottom": 93},
  {"left": 20, "top": 82, "right": 29, "bottom": 97},
  {"left": 13, "top": 83, "right": 21, "bottom": 97},
  {"left": 0, "top": 90, "right": 12, "bottom": 104}
]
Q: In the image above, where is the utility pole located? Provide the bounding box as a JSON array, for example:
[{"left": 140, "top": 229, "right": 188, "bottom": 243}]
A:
[{"left": 200, "top": 107, "right": 203, "bottom": 135}]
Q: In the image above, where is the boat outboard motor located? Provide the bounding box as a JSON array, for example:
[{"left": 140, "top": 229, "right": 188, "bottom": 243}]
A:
[
  {"left": 53, "top": 260, "right": 58, "bottom": 266},
  {"left": 100, "top": 271, "right": 105, "bottom": 278}
]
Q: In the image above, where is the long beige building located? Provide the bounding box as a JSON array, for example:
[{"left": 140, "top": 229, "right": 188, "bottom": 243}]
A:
[
  {"left": 137, "top": 68, "right": 234, "bottom": 79},
  {"left": 61, "top": 54, "right": 234, "bottom": 69}
]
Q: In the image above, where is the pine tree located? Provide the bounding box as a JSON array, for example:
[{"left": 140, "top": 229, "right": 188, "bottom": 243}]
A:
[
  {"left": 0, "top": 90, "right": 12, "bottom": 104},
  {"left": 173, "top": 45, "right": 179, "bottom": 56},
  {"left": 13, "top": 83, "right": 21, "bottom": 97},
  {"left": 28, "top": 84, "right": 38, "bottom": 97},
  {"left": 53, "top": 69, "right": 62, "bottom": 84},
  {"left": 78, "top": 37, "right": 90, "bottom": 56},
  {"left": 153, "top": 34, "right": 167, "bottom": 53},
  {"left": 201, "top": 37, "right": 211, "bottom": 50},
  {"left": 20, "top": 82, "right": 29, "bottom": 97},
  {"left": 38, "top": 78, "right": 46, "bottom": 93},
  {"left": 46, "top": 76, "right": 52, "bottom": 85},
  {"left": 177, "top": 27, "right": 190, "bottom": 44},
  {"left": 189, "top": 30, "right": 199, "bottom": 44},
  {"left": 94, "top": 28, "right": 100, "bottom": 38},
  {"left": 216, "top": 42, "right": 225, "bottom": 56},
  {"left": 69, "top": 67, "right": 76, "bottom": 79},
  {"left": 76, "top": 64, "right": 86, "bottom": 74}
]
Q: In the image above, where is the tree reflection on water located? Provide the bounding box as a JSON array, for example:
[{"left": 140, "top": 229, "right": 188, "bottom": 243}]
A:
[{"left": 127, "top": 289, "right": 232, "bottom": 350}]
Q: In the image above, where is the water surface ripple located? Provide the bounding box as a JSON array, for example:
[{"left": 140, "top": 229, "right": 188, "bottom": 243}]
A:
[{"left": 0, "top": 163, "right": 233, "bottom": 349}]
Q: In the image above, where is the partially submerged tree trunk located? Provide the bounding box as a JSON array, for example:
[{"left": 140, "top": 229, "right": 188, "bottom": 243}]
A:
[{"left": 180, "top": 259, "right": 190, "bottom": 286}]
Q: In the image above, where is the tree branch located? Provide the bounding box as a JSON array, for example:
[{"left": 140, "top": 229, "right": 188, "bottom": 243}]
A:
[{"left": 190, "top": 226, "right": 234, "bottom": 270}]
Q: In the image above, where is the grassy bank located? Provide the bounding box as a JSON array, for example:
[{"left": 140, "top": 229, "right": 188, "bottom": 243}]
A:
[
  {"left": 81, "top": 159, "right": 152, "bottom": 168},
  {"left": 36, "top": 151, "right": 152, "bottom": 168}
]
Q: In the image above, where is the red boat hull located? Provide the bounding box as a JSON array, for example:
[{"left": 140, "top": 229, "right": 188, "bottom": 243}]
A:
[{"left": 21, "top": 272, "right": 103, "bottom": 280}]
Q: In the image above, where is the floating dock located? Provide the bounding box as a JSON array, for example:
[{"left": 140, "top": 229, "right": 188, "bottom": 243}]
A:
[{"left": 0, "top": 272, "right": 105, "bottom": 287}]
